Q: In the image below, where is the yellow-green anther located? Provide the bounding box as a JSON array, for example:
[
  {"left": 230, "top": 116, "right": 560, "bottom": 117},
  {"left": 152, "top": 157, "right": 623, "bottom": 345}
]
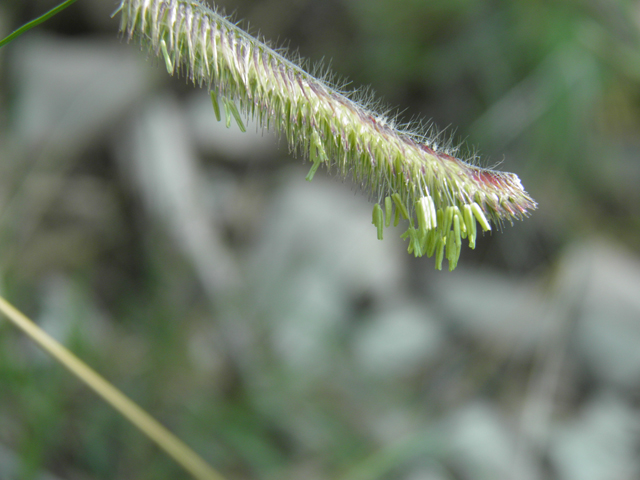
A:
[
  {"left": 453, "top": 244, "right": 461, "bottom": 270},
  {"left": 227, "top": 100, "right": 246, "bottom": 132},
  {"left": 392, "top": 193, "right": 410, "bottom": 220},
  {"left": 444, "top": 206, "right": 455, "bottom": 234},
  {"left": 402, "top": 227, "right": 423, "bottom": 256},
  {"left": 416, "top": 199, "right": 428, "bottom": 234},
  {"left": 419, "top": 195, "right": 437, "bottom": 230},
  {"left": 401, "top": 227, "right": 414, "bottom": 253},
  {"left": 210, "top": 91, "right": 221, "bottom": 121},
  {"left": 471, "top": 202, "right": 491, "bottom": 232},
  {"left": 435, "top": 235, "right": 445, "bottom": 271},
  {"left": 372, "top": 203, "right": 384, "bottom": 240},
  {"left": 310, "top": 142, "right": 318, "bottom": 163},
  {"left": 463, "top": 204, "right": 476, "bottom": 249},
  {"left": 411, "top": 229, "right": 423, "bottom": 257},
  {"left": 311, "top": 131, "right": 328, "bottom": 162},
  {"left": 453, "top": 214, "right": 462, "bottom": 248},
  {"left": 413, "top": 239, "right": 423, "bottom": 257},
  {"left": 426, "top": 229, "right": 437, "bottom": 257},
  {"left": 455, "top": 206, "right": 466, "bottom": 233},
  {"left": 418, "top": 228, "right": 428, "bottom": 255},
  {"left": 160, "top": 38, "right": 174, "bottom": 73},
  {"left": 223, "top": 99, "right": 232, "bottom": 128},
  {"left": 385, "top": 196, "right": 392, "bottom": 228},
  {"left": 429, "top": 196, "right": 437, "bottom": 227},
  {"left": 393, "top": 204, "right": 401, "bottom": 227},
  {"left": 306, "top": 159, "right": 321, "bottom": 181},
  {"left": 446, "top": 227, "right": 461, "bottom": 271}
]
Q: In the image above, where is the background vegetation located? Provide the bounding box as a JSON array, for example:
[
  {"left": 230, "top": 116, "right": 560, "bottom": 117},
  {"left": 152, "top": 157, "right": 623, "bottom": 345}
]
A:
[{"left": 1, "top": 0, "right": 639, "bottom": 479}]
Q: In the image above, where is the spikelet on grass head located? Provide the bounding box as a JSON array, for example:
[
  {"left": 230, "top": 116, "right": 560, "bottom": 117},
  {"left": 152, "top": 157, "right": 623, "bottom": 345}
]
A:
[{"left": 116, "top": 0, "right": 537, "bottom": 271}]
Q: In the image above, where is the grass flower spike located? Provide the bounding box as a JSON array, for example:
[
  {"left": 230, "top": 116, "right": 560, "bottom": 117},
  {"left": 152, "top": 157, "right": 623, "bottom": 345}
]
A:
[{"left": 117, "top": 0, "right": 536, "bottom": 270}]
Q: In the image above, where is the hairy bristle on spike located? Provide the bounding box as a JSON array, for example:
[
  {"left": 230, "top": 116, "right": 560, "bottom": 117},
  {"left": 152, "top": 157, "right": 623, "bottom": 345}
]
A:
[{"left": 118, "top": 0, "right": 537, "bottom": 270}]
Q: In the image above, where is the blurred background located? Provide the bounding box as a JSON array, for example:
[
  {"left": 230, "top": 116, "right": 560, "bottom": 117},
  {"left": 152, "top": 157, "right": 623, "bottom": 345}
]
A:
[{"left": 1, "top": 0, "right": 640, "bottom": 479}]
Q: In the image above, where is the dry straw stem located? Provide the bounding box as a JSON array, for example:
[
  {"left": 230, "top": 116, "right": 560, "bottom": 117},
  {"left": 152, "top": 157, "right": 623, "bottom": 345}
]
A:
[
  {"left": 117, "top": 0, "right": 537, "bottom": 270},
  {"left": 0, "top": 296, "right": 224, "bottom": 480}
]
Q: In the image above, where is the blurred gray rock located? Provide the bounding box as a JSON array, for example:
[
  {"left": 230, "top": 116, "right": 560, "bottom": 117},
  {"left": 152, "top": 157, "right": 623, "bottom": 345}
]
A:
[
  {"left": 445, "top": 402, "right": 538, "bottom": 480},
  {"left": 123, "top": 95, "right": 240, "bottom": 294},
  {"left": 430, "top": 268, "right": 549, "bottom": 355},
  {"left": 248, "top": 171, "right": 406, "bottom": 371},
  {"left": 8, "top": 33, "right": 153, "bottom": 156},
  {"left": 565, "top": 239, "right": 640, "bottom": 390},
  {"left": 549, "top": 393, "right": 640, "bottom": 480},
  {"left": 353, "top": 302, "right": 444, "bottom": 377}
]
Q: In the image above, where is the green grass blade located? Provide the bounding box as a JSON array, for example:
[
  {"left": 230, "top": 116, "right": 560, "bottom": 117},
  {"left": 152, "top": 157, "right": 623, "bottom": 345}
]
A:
[
  {"left": 0, "top": 295, "right": 225, "bottom": 480},
  {"left": 0, "top": 0, "right": 80, "bottom": 49}
]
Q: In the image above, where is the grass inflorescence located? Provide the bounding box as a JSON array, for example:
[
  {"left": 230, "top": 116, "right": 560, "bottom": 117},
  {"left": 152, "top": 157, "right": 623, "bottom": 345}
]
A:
[{"left": 117, "top": 0, "right": 537, "bottom": 270}]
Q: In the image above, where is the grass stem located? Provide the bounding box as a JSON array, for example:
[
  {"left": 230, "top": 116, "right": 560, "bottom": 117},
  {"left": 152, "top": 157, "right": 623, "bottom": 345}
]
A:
[{"left": 0, "top": 295, "right": 225, "bottom": 480}]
